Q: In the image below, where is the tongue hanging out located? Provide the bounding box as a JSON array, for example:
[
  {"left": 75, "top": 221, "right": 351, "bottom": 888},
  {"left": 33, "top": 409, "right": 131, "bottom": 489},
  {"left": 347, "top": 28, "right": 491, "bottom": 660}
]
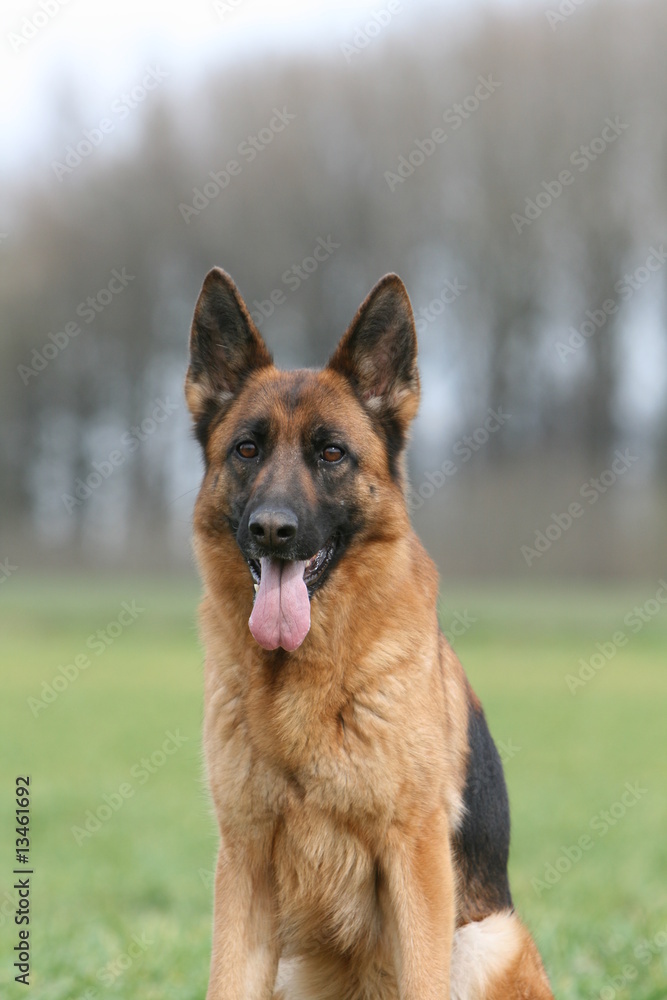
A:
[{"left": 249, "top": 557, "right": 310, "bottom": 651}]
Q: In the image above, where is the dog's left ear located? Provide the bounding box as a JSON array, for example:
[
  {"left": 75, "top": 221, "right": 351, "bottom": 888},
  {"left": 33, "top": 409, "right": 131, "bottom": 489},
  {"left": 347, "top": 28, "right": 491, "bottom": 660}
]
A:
[{"left": 328, "top": 274, "right": 420, "bottom": 447}]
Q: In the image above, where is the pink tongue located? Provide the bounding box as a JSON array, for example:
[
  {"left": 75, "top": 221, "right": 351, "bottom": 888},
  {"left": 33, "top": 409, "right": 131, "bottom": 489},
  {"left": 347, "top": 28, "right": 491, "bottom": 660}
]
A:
[{"left": 249, "top": 558, "right": 310, "bottom": 651}]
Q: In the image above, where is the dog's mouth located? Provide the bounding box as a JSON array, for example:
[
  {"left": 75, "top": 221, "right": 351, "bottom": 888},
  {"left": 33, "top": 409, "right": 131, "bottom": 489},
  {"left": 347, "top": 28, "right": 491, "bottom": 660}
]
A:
[
  {"left": 247, "top": 538, "right": 336, "bottom": 593},
  {"left": 246, "top": 539, "right": 337, "bottom": 653}
]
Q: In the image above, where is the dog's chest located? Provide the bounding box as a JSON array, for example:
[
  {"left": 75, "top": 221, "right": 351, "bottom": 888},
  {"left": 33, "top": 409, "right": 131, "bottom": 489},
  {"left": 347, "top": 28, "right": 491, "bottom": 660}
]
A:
[
  {"left": 207, "top": 663, "right": 437, "bottom": 954},
  {"left": 248, "top": 685, "right": 398, "bottom": 954},
  {"left": 248, "top": 672, "right": 407, "bottom": 827},
  {"left": 272, "top": 801, "right": 382, "bottom": 955}
]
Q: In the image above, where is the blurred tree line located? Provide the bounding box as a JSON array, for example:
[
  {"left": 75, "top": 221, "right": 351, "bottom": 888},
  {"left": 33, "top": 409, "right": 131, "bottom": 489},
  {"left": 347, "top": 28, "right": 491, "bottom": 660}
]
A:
[{"left": 1, "top": 0, "right": 665, "bottom": 578}]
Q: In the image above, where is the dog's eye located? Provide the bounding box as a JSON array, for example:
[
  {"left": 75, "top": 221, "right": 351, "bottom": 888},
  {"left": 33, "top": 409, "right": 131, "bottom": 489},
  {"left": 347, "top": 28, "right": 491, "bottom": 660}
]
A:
[
  {"left": 322, "top": 445, "right": 345, "bottom": 463},
  {"left": 236, "top": 441, "right": 258, "bottom": 459}
]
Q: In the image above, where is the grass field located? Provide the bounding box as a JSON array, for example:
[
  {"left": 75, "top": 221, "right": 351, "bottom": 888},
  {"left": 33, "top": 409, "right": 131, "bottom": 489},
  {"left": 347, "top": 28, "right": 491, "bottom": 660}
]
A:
[{"left": 1, "top": 576, "right": 666, "bottom": 999}]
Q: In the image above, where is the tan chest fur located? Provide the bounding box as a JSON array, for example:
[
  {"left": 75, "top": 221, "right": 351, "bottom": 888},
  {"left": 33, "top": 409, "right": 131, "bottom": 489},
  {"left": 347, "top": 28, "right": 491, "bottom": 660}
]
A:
[{"left": 202, "top": 595, "right": 467, "bottom": 959}]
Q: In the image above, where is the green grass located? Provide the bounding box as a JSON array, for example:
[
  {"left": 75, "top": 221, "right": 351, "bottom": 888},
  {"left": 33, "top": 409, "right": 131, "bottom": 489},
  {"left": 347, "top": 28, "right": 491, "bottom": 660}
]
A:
[{"left": 1, "top": 577, "right": 666, "bottom": 999}]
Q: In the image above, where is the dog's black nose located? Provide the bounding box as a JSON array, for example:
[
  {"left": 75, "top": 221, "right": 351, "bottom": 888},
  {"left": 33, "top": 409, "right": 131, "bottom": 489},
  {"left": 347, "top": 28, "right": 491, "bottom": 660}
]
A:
[{"left": 248, "top": 507, "right": 298, "bottom": 550}]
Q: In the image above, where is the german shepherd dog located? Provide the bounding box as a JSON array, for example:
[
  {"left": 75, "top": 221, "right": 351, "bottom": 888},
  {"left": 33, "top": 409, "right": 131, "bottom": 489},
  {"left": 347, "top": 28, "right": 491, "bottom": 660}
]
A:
[{"left": 186, "top": 268, "right": 555, "bottom": 1000}]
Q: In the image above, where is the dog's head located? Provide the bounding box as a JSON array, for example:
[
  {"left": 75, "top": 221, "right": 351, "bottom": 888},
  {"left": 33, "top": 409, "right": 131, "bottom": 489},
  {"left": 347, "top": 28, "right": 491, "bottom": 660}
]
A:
[{"left": 186, "top": 268, "right": 420, "bottom": 652}]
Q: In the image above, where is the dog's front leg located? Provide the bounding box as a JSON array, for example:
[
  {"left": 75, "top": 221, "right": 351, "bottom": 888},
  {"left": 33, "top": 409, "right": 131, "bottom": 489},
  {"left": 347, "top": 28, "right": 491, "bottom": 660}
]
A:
[
  {"left": 382, "top": 808, "right": 455, "bottom": 1000},
  {"left": 206, "top": 835, "right": 279, "bottom": 1000}
]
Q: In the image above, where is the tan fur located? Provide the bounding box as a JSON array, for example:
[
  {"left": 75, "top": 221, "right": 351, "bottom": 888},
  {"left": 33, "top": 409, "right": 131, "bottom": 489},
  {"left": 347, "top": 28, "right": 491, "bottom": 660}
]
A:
[{"left": 188, "top": 272, "right": 554, "bottom": 999}]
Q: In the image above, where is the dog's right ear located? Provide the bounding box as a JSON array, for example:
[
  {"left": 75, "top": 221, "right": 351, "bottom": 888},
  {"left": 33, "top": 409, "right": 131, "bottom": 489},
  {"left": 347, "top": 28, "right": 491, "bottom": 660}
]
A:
[{"left": 185, "top": 268, "right": 273, "bottom": 445}]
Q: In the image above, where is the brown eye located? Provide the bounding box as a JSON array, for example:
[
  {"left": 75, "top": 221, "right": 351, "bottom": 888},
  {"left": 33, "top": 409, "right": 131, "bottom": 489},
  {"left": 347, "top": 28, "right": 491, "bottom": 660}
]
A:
[
  {"left": 322, "top": 445, "right": 344, "bottom": 463},
  {"left": 236, "top": 441, "right": 258, "bottom": 459}
]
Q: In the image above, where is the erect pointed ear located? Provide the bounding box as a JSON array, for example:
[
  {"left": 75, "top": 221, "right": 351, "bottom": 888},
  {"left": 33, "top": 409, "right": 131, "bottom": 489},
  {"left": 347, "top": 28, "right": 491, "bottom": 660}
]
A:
[
  {"left": 327, "top": 273, "right": 420, "bottom": 466},
  {"left": 185, "top": 268, "right": 273, "bottom": 445}
]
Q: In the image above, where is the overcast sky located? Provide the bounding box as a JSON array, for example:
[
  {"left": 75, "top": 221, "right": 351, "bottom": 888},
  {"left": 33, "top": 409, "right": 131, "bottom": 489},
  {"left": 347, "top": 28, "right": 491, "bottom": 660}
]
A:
[{"left": 2, "top": 0, "right": 535, "bottom": 170}]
